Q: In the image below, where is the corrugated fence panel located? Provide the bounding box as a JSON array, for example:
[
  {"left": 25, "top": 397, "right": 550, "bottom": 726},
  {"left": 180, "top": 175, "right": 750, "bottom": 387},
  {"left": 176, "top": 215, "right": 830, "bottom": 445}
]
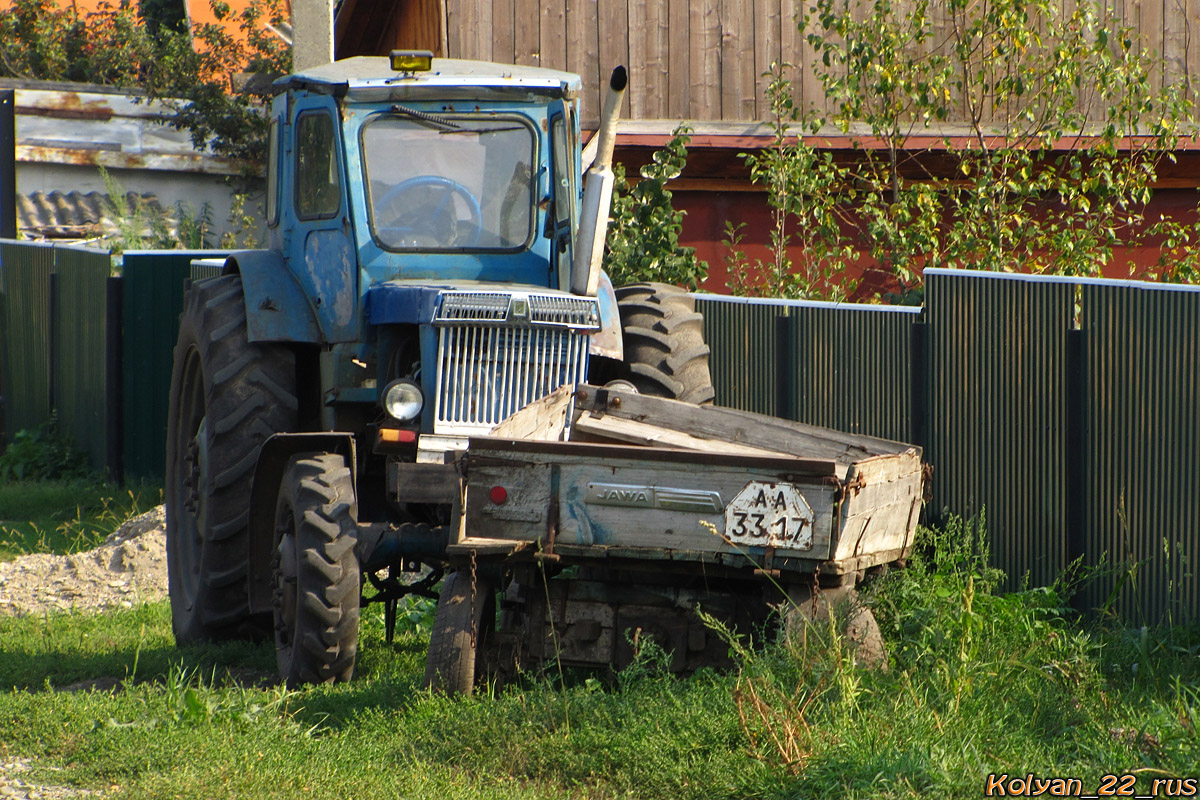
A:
[
  {"left": 925, "top": 270, "right": 1075, "bottom": 590},
  {"left": 121, "top": 251, "right": 227, "bottom": 479},
  {"left": 784, "top": 303, "right": 919, "bottom": 442},
  {"left": 696, "top": 295, "right": 788, "bottom": 415},
  {"left": 52, "top": 245, "right": 111, "bottom": 470},
  {"left": 0, "top": 240, "right": 54, "bottom": 442},
  {"left": 1080, "top": 282, "right": 1200, "bottom": 624}
]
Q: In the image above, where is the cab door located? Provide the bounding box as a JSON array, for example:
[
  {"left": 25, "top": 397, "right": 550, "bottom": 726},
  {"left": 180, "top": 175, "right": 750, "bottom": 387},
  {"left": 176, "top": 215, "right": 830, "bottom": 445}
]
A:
[
  {"left": 548, "top": 107, "right": 578, "bottom": 291},
  {"left": 284, "top": 91, "right": 358, "bottom": 342}
]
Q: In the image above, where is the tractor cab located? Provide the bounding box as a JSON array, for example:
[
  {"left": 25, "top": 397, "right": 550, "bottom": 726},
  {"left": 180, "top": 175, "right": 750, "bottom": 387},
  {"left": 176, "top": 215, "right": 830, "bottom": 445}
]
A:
[{"left": 267, "top": 54, "right": 584, "bottom": 296}]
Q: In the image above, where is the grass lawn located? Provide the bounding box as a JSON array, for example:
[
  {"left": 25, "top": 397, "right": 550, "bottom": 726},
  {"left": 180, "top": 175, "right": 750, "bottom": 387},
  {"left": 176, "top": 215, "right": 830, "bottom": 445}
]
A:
[
  {"left": 0, "top": 480, "right": 162, "bottom": 561},
  {"left": 0, "top": 516, "right": 1197, "bottom": 799}
]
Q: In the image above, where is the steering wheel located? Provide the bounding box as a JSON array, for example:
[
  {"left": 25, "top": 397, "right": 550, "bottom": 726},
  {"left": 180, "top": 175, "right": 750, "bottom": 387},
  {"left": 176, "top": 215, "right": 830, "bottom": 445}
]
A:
[{"left": 375, "top": 175, "right": 484, "bottom": 248}]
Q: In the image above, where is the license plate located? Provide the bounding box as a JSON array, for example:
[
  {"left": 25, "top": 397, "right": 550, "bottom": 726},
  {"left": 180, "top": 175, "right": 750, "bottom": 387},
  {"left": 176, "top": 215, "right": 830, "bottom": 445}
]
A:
[{"left": 723, "top": 480, "right": 814, "bottom": 550}]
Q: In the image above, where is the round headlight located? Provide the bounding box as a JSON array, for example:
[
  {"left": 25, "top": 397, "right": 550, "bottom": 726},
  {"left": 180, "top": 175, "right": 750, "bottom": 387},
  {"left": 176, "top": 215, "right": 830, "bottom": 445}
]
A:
[{"left": 383, "top": 379, "right": 424, "bottom": 422}]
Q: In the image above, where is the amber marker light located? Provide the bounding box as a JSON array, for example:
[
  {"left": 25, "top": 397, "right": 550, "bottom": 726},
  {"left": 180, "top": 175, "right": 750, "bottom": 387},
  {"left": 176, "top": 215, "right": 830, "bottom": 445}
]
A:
[
  {"left": 390, "top": 50, "right": 433, "bottom": 72},
  {"left": 378, "top": 428, "right": 417, "bottom": 445}
]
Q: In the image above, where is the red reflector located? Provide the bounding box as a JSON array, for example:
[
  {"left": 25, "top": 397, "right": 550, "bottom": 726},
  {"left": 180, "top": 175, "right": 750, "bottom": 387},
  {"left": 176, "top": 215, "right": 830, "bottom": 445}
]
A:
[{"left": 489, "top": 486, "right": 508, "bottom": 505}]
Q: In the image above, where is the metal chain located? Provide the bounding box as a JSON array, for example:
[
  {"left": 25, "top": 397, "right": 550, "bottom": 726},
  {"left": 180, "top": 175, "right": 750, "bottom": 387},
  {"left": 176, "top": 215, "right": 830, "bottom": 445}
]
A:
[{"left": 469, "top": 548, "right": 478, "bottom": 649}]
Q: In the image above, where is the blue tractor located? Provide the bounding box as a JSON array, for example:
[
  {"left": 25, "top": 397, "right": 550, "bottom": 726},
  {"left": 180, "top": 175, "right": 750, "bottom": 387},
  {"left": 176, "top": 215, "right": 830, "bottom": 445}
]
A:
[{"left": 165, "top": 53, "right": 713, "bottom": 689}]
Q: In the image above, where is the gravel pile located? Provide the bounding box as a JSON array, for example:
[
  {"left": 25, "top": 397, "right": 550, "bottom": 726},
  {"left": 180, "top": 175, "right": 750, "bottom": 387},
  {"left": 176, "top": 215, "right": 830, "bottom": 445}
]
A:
[
  {"left": 0, "top": 507, "right": 168, "bottom": 618},
  {"left": 0, "top": 759, "right": 99, "bottom": 800}
]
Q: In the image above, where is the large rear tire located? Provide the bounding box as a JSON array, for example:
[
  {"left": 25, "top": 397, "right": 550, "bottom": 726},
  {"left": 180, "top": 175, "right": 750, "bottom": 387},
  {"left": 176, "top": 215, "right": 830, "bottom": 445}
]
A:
[
  {"left": 166, "top": 274, "right": 297, "bottom": 643},
  {"left": 614, "top": 282, "right": 714, "bottom": 404},
  {"left": 273, "top": 453, "right": 360, "bottom": 686},
  {"left": 424, "top": 570, "right": 495, "bottom": 695}
]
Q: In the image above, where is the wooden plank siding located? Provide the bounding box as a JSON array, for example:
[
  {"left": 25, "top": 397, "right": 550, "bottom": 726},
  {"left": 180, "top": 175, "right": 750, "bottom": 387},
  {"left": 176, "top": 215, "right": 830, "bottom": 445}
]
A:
[{"left": 417, "top": 0, "right": 1200, "bottom": 128}]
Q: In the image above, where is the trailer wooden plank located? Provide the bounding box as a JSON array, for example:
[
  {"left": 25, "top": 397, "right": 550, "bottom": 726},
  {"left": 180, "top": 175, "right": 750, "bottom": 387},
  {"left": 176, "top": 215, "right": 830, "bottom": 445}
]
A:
[
  {"left": 468, "top": 435, "right": 838, "bottom": 475},
  {"left": 489, "top": 383, "right": 572, "bottom": 440},
  {"left": 573, "top": 411, "right": 811, "bottom": 460},
  {"left": 464, "top": 447, "right": 836, "bottom": 558},
  {"left": 573, "top": 385, "right": 915, "bottom": 467}
]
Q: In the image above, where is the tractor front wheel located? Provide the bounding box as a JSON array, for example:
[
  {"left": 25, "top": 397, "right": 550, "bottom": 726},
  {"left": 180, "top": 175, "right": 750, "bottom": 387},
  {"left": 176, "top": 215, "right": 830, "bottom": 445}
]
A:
[{"left": 273, "top": 453, "right": 361, "bottom": 686}]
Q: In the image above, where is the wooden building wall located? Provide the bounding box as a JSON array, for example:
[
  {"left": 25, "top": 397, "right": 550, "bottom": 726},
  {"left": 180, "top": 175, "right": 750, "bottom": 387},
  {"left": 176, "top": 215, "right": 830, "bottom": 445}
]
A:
[{"left": 337, "top": 0, "right": 1200, "bottom": 129}]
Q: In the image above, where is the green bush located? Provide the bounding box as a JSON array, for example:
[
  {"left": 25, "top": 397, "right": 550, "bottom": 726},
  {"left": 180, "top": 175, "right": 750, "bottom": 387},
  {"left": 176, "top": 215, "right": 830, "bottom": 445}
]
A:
[
  {"left": 604, "top": 125, "right": 708, "bottom": 290},
  {"left": 0, "top": 415, "right": 92, "bottom": 482}
]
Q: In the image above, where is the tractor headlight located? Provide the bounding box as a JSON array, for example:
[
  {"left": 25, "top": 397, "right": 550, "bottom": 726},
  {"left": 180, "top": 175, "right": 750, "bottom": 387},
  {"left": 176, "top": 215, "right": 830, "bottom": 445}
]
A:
[{"left": 382, "top": 379, "right": 424, "bottom": 422}]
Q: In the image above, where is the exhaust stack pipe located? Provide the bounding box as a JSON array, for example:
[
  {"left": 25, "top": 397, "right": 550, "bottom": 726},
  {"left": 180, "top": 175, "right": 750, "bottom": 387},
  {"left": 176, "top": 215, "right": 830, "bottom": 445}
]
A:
[{"left": 570, "top": 66, "right": 627, "bottom": 297}]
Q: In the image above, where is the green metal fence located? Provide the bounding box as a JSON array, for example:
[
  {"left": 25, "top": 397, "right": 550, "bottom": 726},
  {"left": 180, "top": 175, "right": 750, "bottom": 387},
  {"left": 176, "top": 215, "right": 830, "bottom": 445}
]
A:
[
  {"left": 120, "top": 250, "right": 228, "bottom": 479},
  {"left": 0, "top": 240, "right": 113, "bottom": 471},
  {"left": 699, "top": 295, "right": 919, "bottom": 442},
  {"left": 0, "top": 240, "right": 53, "bottom": 441},
  {"left": 924, "top": 270, "right": 1076, "bottom": 590},
  {"left": 697, "top": 295, "right": 789, "bottom": 416},
  {"left": 50, "top": 245, "right": 113, "bottom": 471},
  {"left": 2, "top": 237, "right": 1197, "bottom": 623},
  {"left": 698, "top": 271, "right": 1200, "bottom": 623},
  {"left": 1078, "top": 280, "right": 1200, "bottom": 624}
]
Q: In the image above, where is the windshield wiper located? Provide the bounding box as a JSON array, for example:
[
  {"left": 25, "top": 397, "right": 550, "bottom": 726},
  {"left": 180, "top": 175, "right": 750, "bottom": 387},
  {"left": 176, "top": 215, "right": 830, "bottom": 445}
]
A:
[{"left": 389, "top": 104, "right": 461, "bottom": 131}]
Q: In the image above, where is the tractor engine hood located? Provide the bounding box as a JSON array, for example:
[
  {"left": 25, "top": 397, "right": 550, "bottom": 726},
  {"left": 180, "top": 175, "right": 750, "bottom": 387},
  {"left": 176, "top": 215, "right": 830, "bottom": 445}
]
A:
[
  {"left": 365, "top": 280, "right": 621, "bottom": 359},
  {"left": 366, "top": 281, "right": 598, "bottom": 329}
]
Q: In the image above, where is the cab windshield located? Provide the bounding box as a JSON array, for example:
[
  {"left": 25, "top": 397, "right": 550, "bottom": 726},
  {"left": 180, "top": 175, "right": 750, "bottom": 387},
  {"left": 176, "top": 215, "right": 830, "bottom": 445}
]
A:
[{"left": 362, "top": 113, "right": 536, "bottom": 251}]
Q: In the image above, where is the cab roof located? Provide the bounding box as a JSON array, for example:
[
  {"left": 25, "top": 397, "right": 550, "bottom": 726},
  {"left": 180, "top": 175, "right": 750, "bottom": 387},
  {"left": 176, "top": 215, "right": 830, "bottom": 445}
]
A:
[{"left": 275, "top": 57, "right": 582, "bottom": 101}]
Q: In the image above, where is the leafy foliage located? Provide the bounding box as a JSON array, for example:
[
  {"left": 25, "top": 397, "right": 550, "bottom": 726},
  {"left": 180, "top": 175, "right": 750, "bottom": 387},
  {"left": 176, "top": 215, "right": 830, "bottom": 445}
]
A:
[
  {"left": 0, "top": 0, "right": 290, "bottom": 165},
  {"left": 98, "top": 167, "right": 216, "bottom": 253},
  {"left": 604, "top": 125, "right": 708, "bottom": 290},
  {"left": 732, "top": 0, "right": 1194, "bottom": 298},
  {"left": 725, "top": 63, "right": 858, "bottom": 301},
  {"left": 0, "top": 414, "right": 91, "bottom": 482}
]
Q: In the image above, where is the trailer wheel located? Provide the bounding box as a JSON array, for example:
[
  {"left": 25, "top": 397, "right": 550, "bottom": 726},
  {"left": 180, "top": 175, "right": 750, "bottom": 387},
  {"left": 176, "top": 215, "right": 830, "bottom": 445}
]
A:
[
  {"left": 783, "top": 584, "right": 887, "bottom": 669},
  {"left": 273, "top": 453, "right": 360, "bottom": 686},
  {"left": 614, "top": 282, "right": 714, "bottom": 405},
  {"left": 424, "top": 570, "right": 495, "bottom": 695},
  {"left": 166, "top": 274, "right": 297, "bottom": 644}
]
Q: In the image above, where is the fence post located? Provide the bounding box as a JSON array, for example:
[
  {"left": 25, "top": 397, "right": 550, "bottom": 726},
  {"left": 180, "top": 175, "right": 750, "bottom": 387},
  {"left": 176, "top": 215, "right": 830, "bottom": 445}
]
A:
[
  {"left": 774, "top": 312, "right": 798, "bottom": 421},
  {"left": 0, "top": 90, "right": 14, "bottom": 240},
  {"left": 106, "top": 275, "right": 123, "bottom": 483},
  {"left": 47, "top": 269, "right": 57, "bottom": 410},
  {"left": 910, "top": 320, "right": 928, "bottom": 453},
  {"left": 1065, "top": 327, "right": 1088, "bottom": 612}
]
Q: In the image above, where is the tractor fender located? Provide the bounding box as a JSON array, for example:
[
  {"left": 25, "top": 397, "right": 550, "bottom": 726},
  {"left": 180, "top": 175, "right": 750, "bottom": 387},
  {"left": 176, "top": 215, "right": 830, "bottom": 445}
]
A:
[
  {"left": 588, "top": 271, "right": 623, "bottom": 361},
  {"left": 223, "top": 250, "right": 323, "bottom": 344},
  {"left": 246, "top": 432, "right": 357, "bottom": 615}
]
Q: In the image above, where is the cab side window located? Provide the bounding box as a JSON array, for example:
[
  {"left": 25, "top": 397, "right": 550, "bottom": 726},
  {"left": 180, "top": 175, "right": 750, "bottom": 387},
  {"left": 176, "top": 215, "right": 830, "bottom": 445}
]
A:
[
  {"left": 295, "top": 112, "right": 341, "bottom": 220},
  {"left": 266, "top": 119, "right": 280, "bottom": 226}
]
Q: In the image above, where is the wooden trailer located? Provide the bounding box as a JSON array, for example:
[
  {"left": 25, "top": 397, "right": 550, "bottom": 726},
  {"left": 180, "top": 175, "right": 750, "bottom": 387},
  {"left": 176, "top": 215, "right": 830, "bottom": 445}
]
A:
[{"left": 424, "top": 384, "right": 925, "bottom": 692}]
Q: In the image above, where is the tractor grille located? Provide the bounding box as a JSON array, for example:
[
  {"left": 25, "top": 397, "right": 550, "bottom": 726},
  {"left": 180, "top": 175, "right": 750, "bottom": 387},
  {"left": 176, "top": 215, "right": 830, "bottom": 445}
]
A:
[{"left": 434, "top": 323, "right": 591, "bottom": 434}]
